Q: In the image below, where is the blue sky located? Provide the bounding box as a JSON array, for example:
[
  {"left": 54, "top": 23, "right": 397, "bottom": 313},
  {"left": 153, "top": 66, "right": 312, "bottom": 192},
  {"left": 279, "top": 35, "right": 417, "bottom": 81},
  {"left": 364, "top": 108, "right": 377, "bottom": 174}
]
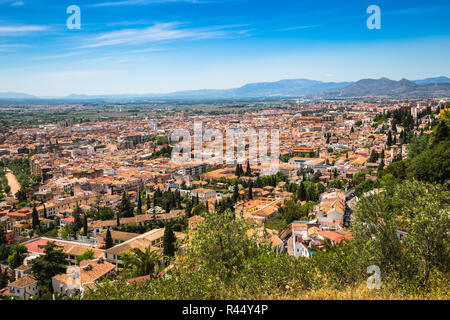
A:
[{"left": 0, "top": 0, "right": 449, "bottom": 96}]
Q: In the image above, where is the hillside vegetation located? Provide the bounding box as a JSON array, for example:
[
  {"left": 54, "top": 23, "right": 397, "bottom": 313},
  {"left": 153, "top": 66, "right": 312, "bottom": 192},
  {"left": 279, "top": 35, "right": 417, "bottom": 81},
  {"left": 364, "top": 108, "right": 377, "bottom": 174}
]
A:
[{"left": 82, "top": 112, "right": 450, "bottom": 300}]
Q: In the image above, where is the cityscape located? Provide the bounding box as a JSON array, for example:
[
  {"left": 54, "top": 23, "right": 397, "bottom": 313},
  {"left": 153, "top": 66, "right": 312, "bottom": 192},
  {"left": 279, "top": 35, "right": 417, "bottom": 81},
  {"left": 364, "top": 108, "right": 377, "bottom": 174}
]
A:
[{"left": 0, "top": 0, "right": 448, "bottom": 307}]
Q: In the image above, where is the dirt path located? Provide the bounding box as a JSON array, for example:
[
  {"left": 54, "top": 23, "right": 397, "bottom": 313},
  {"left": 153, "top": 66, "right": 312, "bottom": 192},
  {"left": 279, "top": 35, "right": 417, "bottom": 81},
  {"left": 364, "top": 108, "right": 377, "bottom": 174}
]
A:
[{"left": 5, "top": 171, "right": 21, "bottom": 196}]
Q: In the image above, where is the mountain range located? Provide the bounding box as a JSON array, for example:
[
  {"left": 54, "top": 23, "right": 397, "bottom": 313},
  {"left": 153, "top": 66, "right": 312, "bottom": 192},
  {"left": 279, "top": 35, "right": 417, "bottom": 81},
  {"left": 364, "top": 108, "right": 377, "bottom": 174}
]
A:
[{"left": 1, "top": 76, "right": 449, "bottom": 101}]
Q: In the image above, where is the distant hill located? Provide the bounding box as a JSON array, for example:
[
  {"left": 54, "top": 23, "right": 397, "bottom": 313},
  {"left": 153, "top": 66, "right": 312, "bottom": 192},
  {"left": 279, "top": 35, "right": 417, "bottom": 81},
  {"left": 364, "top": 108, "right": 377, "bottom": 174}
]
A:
[
  {"left": 1, "top": 76, "right": 449, "bottom": 101},
  {"left": 229, "top": 79, "right": 352, "bottom": 97},
  {"left": 0, "top": 92, "right": 36, "bottom": 99},
  {"left": 413, "top": 76, "right": 450, "bottom": 86},
  {"left": 322, "top": 77, "right": 450, "bottom": 98},
  {"left": 152, "top": 79, "right": 353, "bottom": 99}
]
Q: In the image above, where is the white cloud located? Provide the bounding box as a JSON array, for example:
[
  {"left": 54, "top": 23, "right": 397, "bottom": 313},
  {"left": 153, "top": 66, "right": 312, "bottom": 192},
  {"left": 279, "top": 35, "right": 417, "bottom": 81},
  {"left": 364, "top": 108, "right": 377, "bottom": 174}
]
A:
[
  {"left": 80, "top": 22, "right": 248, "bottom": 48},
  {"left": 0, "top": 25, "right": 48, "bottom": 34},
  {"left": 89, "top": 0, "right": 197, "bottom": 7}
]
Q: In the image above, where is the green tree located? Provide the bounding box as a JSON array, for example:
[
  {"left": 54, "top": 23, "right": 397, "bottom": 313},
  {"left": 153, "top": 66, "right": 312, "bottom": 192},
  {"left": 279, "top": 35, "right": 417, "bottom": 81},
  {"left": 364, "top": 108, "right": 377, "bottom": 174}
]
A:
[
  {"left": 245, "top": 161, "right": 252, "bottom": 176},
  {"left": 163, "top": 225, "right": 176, "bottom": 257},
  {"left": 7, "top": 243, "right": 28, "bottom": 269},
  {"left": 377, "top": 159, "right": 385, "bottom": 177},
  {"left": 296, "top": 182, "right": 306, "bottom": 201},
  {"left": 137, "top": 190, "right": 143, "bottom": 215},
  {"left": 187, "top": 209, "right": 258, "bottom": 280},
  {"left": 0, "top": 222, "right": 6, "bottom": 245},
  {"left": 232, "top": 182, "right": 239, "bottom": 203},
  {"left": 407, "top": 134, "right": 428, "bottom": 160},
  {"left": 83, "top": 214, "right": 88, "bottom": 236},
  {"left": 32, "top": 206, "right": 39, "bottom": 230},
  {"left": 118, "top": 191, "right": 134, "bottom": 218},
  {"left": 120, "top": 246, "right": 161, "bottom": 278},
  {"left": 0, "top": 267, "right": 9, "bottom": 289},
  {"left": 431, "top": 111, "right": 449, "bottom": 146},
  {"left": 368, "top": 149, "right": 379, "bottom": 163},
  {"left": 72, "top": 203, "right": 83, "bottom": 231},
  {"left": 192, "top": 203, "right": 207, "bottom": 216},
  {"left": 407, "top": 141, "right": 450, "bottom": 184},
  {"left": 31, "top": 242, "right": 68, "bottom": 293},
  {"left": 105, "top": 229, "right": 113, "bottom": 249},
  {"left": 387, "top": 130, "right": 393, "bottom": 146},
  {"left": 76, "top": 249, "right": 94, "bottom": 265},
  {"left": 185, "top": 200, "right": 193, "bottom": 218},
  {"left": 351, "top": 180, "right": 449, "bottom": 288}
]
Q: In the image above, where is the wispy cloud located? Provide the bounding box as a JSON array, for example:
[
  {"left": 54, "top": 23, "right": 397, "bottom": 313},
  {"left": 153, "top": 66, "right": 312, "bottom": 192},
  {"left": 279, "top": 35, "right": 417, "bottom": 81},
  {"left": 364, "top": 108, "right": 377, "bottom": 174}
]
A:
[
  {"left": 384, "top": 5, "right": 450, "bottom": 16},
  {"left": 0, "top": 0, "right": 25, "bottom": 6},
  {"left": 89, "top": 0, "right": 197, "bottom": 7},
  {"left": 10, "top": 1, "right": 24, "bottom": 6},
  {"left": 89, "top": 0, "right": 238, "bottom": 7},
  {"left": 277, "top": 24, "right": 320, "bottom": 32},
  {"left": 40, "top": 70, "right": 115, "bottom": 79},
  {"left": 0, "top": 25, "right": 48, "bottom": 34},
  {"left": 106, "top": 19, "right": 152, "bottom": 27},
  {"left": 31, "top": 51, "right": 84, "bottom": 60},
  {"left": 80, "top": 22, "right": 249, "bottom": 48}
]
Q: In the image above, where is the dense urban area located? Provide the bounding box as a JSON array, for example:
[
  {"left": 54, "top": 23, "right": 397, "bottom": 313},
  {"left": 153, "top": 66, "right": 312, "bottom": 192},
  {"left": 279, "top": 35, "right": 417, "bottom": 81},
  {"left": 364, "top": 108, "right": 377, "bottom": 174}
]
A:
[{"left": 0, "top": 98, "right": 448, "bottom": 300}]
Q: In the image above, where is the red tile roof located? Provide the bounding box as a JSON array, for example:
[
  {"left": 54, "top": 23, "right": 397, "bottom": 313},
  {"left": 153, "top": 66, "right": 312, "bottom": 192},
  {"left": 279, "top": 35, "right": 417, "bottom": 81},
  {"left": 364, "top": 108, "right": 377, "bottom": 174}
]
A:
[{"left": 318, "top": 231, "right": 353, "bottom": 243}]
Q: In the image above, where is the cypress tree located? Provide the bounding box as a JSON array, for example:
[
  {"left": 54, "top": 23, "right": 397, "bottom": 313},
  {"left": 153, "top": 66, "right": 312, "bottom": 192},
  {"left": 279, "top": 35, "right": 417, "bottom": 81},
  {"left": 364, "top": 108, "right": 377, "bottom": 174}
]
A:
[
  {"left": 185, "top": 200, "right": 193, "bottom": 218},
  {"left": 73, "top": 203, "right": 83, "bottom": 231},
  {"left": 245, "top": 161, "right": 251, "bottom": 176},
  {"left": 105, "top": 229, "right": 113, "bottom": 249},
  {"left": 235, "top": 164, "right": 240, "bottom": 177},
  {"left": 233, "top": 182, "right": 239, "bottom": 203},
  {"left": 163, "top": 225, "right": 176, "bottom": 257},
  {"left": 387, "top": 130, "right": 393, "bottom": 146},
  {"left": 256, "top": 176, "right": 262, "bottom": 188},
  {"left": 377, "top": 159, "right": 385, "bottom": 176},
  {"left": 248, "top": 181, "right": 253, "bottom": 200},
  {"left": 83, "top": 214, "right": 88, "bottom": 236},
  {"left": 297, "top": 182, "right": 306, "bottom": 201},
  {"left": 32, "top": 206, "right": 39, "bottom": 230},
  {"left": 137, "top": 191, "right": 142, "bottom": 215},
  {"left": 43, "top": 204, "right": 47, "bottom": 219}
]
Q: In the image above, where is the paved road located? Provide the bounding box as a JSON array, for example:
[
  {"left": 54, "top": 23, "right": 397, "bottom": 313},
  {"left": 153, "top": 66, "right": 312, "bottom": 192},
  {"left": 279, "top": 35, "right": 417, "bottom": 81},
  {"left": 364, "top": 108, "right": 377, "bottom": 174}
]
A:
[{"left": 5, "top": 171, "right": 21, "bottom": 196}]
